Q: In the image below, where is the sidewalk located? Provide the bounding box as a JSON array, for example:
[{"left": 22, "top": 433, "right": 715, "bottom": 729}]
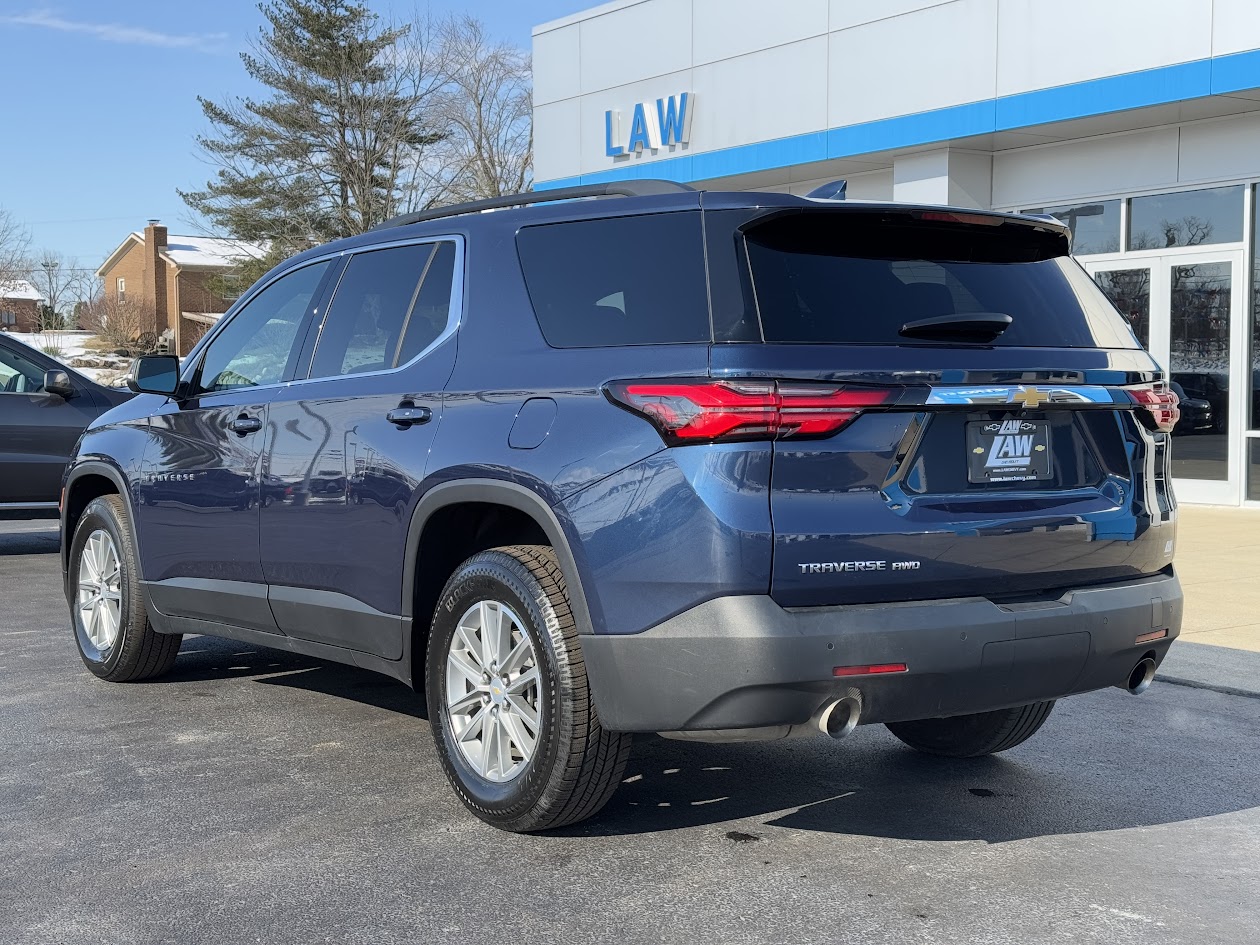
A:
[{"left": 1157, "top": 504, "right": 1260, "bottom": 695}]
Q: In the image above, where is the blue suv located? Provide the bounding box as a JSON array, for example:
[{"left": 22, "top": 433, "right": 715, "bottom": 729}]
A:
[{"left": 61, "top": 181, "right": 1183, "bottom": 832}]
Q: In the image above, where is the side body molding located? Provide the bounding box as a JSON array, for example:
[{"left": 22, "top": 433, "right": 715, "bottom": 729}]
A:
[{"left": 403, "top": 478, "right": 600, "bottom": 636}]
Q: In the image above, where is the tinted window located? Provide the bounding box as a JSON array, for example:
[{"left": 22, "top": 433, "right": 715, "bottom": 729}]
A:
[
  {"left": 517, "top": 213, "right": 709, "bottom": 347},
  {"left": 1023, "top": 200, "right": 1120, "bottom": 255},
  {"left": 1252, "top": 184, "right": 1260, "bottom": 431},
  {"left": 396, "top": 241, "right": 457, "bottom": 366},
  {"left": 743, "top": 212, "right": 1138, "bottom": 349},
  {"left": 310, "top": 242, "right": 453, "bottom": 379},
  {"left": 0, "top": 343, "right": 46, "bottom": 393},
  {"left": 1093, "top": 268, "right": 1151, "bottom": 348},
  {"left": 1128, "top": 185, "right": 1244, "bottom": 250},
  {"left": 198, "top": 261, "right": 330, "bottom": 394}
]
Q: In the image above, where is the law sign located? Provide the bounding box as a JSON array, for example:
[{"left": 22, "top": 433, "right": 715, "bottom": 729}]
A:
[{"left": 605, "top": 92, "right": 693, "bottom": 157}]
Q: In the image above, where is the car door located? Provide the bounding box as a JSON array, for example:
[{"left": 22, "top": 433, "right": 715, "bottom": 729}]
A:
[
  {"left": 260, "top": 238, "right": 461, "bottom": 659},
  {"left": 0, "top": 340, "right": 104, "bottom": 507},
  {"left": 138, "top": 259, "right": 336, "bottom": 633}
]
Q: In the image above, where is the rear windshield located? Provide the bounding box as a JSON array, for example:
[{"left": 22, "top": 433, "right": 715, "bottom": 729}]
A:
[
  {"left": 517, "top": 212, "right": 709, "bottom": 347},
  {"left": 741, "top": 211, "right": 1140, "bottom": 349}
]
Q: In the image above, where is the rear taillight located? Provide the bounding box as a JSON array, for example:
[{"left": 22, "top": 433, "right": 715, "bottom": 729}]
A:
[
  {"left": 1127, "top": 384, "right": 1180, "bottom": 434},
  {"left": 606, "top": 380, "right": 895, "bottom": 444}
]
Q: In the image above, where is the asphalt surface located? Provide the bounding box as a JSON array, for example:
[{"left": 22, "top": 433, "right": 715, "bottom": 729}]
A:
[{"left": 3, "top": 518, "right": 1258, "bottom": 945}]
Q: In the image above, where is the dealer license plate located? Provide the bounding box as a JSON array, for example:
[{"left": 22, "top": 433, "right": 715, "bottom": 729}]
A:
[{"left": 966, "top": 418, "right": 1052, "bottom": 483}]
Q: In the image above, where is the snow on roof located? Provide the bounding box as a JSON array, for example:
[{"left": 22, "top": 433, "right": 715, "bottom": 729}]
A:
[
  {"left": 0, "top": 279, "right": 43, "bottom": 301},
  {"left": 129, "top": 232, "right": 268, "bottom": 269}
]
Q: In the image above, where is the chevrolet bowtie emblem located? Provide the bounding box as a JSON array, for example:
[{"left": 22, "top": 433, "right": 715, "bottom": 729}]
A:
[{"left": 1010, "top": 386, "right": 1048, "bottom": 409}]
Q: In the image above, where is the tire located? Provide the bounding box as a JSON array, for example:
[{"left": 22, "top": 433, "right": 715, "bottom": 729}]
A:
[
  {"left": 885, "top": 701, "right": 1056, "bottom": 758},
  {"left": 426, "top": 545, "right": 632, "bottom": 832},
  {"left": 69, "top": 494, "right": 181, "bottom": 682}
]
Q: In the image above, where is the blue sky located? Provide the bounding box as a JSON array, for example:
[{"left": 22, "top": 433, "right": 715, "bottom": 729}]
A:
[{"left": 0, "top": 1, "right": 589, "bottom": 269}]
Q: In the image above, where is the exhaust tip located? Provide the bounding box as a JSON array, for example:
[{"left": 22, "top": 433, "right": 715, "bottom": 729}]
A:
[
  {"left": 817, "top": 696, "right": 861, "bottom": 739},
  {"left": 1126, "top": 656, "right": 1157, "bottom": 695}
]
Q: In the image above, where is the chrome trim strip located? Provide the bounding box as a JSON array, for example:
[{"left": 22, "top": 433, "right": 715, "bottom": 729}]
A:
[
  {"left": 0, "top": 501, "right": 58, "bottom": 509},
  {"left": 289, "top": 236, "right": 465, "bottom": 387},
  {"left": 925, "top": 385, "right": 1123, "bottom": 407},
  {"left": 179, "top": 233, "right": 466, "bottom": 393}
]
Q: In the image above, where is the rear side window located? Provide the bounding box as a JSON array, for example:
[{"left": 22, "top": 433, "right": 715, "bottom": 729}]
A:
[
  {"left": 309, "top": 241, "right": 457, "bottom": 379},
  {"left": 517, "top": 212, "right": 709, "bottom": 347},
  {"left": 741, "top": 212, "right": 1139, "bottom": 349}
]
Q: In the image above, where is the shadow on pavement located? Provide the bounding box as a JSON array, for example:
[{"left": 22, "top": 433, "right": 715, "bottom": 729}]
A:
[
  {"left": 564, "top": 698, "right": 1260, "bottom": 841},
  {"left": 147, "top": 633, "right": 1260, "bottom": 845},
  {"left": 0, "top": 524, "right": 59, "bottom": 557},
  {"left": 160, "top": 633, "right": 427, "bottom": 720}
]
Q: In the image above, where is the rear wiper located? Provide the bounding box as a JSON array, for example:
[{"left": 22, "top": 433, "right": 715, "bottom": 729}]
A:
[{"left": 899, "top": 311, "right": 1013, "bottom": 342}]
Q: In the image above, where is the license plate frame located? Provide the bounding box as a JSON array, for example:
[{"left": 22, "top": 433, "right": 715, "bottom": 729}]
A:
[{"left": 966, "top": 417, "right": 1052, "bottom": 484}]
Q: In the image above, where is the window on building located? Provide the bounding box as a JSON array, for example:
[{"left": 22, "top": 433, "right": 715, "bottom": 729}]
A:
[
  {"left": 1128, "top": 185, "right": 1244, "bottom": 250},
  {"left": 1022, "top": 200, "right": 1121, "bottom": 256},
  {"left": 1252, "top": 184, "right": 1260, "bottom": 432},
  {"left": 517, "top": 213, "right": 710, "bottom": 347},
  {"left": 117, "top": 277, "right": 126, "bottom": 302},
  {"left": 308, "top": 241, "right": 457, "bottom": 380}
]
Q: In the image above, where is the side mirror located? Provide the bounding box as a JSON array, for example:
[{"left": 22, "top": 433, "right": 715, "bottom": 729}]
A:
[
  {"left": 127, "top": 355, "right": 181, "bottom": 396},
  {"left": 43, "top": 369, "right": 75, "bottom": 399}
]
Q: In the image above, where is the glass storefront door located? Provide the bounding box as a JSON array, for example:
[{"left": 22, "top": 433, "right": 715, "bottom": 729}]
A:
[{"left": 1089, "top": 250, "right": 1247, "bottom": 505}]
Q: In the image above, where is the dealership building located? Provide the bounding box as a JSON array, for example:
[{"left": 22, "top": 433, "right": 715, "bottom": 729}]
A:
[{"left": 532, "top": 0, "right": 1260, "bottom": 505}]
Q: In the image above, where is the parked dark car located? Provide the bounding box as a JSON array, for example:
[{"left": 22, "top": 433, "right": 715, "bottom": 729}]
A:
[
  {"left": 0, "top": 334, "right": 131, "bottom": 514},
  {"left": 1169, "top": 381, "right": 1213, "bottom": 434},
  {"left": 60, "top": 182, "right": 1183, "bottom": 832},
  {"left": 1172, "top": 371, "right": 1226, "bottom": 433}
]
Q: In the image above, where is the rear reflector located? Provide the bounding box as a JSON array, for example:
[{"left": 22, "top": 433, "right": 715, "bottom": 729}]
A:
[
  {"left": 1135, "top": 629, "right": 1169, "bottom": 645},
  {"left": 606, "top": 379, "right": 896, "bottom": 444},
  {"left": 833, "top": 662, "right": 908, "bottom": 677},
  {"left": 1127, "top": 384, "right": 1180, "bottom": 434}
]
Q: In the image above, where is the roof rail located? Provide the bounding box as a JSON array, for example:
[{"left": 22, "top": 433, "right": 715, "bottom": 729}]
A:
[{"left": 369, "top": 179, "right": 696, "bottom": 231}]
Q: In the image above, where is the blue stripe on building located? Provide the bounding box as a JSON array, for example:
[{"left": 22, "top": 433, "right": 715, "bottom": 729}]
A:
[{"left": 535, "top": 49, "right": 1260, "bottom": 191}]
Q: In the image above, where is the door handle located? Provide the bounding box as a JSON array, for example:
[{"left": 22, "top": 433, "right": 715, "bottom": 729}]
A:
[
  {"left": 386, "top": 404, "right": 432, "bottom": 427},
  {"left": 229, "top": 414, "right": 262, "bottom": 435}
]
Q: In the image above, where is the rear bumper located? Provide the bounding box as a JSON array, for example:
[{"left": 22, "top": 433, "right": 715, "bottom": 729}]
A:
[{"left": 583, "top": 572, "right": 1182, "bottom": 733}]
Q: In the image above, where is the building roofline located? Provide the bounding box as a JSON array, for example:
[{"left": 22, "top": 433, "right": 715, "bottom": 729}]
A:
[
  {"left": 533, "top": 0, "right": 648, "bottom": 35},
  {"left": 96, "top": 232, "right": 144, "bottom": 278}
]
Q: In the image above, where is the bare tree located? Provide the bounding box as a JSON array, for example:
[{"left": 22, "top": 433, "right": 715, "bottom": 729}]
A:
[
  {"left": 78, "top": 294, "right": 161, "bottom": 355},
  {"left": 28, "top": 251, "right": 98, "bottom": 328},
  {"left": 0, "top": 208, "right": 32, "bottom": 289},
  {"left": 407, "top": 15, "right": 532, "bottom": 204}
]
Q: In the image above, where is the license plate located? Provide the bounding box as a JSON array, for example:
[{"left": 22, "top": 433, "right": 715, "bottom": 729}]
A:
[{"left": 966, "top": 418, "right": 1052, "bottom": 483}]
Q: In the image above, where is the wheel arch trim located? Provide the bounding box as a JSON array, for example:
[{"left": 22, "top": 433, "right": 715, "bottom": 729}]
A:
[
  {"left": 61, "top": 460, "right": 135, "bottom": 579},
  {"left": 402, "top": 478, "right": 599, "bottom": 636}
]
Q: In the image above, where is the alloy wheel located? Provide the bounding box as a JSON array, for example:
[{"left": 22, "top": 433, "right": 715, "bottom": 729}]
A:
[
  {"left": 445, "top": 599, "right": 542, "bottom": 783},
  {"left": 77, "top": 529, "right": 123, "bottom": 651}
]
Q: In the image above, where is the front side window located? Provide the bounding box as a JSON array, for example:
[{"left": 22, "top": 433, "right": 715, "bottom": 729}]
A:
[
  {"left": 308, "top": 240, "right": 457, "bottom": 380},
  {"left": 0, "top": 344, "right": 47, "bottom": 393},
  {"left": 117, "top": 277, "right": 126, "bottom": 302},
  {"left": 197, "top": 261, "right": 330, "bottom": 394}
]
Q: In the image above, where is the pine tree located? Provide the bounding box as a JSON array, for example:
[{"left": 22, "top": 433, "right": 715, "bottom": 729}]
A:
[{"left": 180, "top": 0, "right": 441, "bottom": 249}]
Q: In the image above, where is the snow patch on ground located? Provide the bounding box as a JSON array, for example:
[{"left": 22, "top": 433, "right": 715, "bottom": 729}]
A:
[{"left": 4, "top": 331, "right": 132, "bottom": 387}]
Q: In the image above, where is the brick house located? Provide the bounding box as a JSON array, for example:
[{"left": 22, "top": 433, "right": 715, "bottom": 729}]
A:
[
  {"left": 96, "top": 221, "right": 267, "bottom": 354},
  {"left": 0, "top": 280, "right": 44, "bottom": 332}
]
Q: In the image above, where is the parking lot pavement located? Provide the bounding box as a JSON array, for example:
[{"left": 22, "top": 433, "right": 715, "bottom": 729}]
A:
[{"left": 4, "top": 522, "right": 1259, "bottom": 945}]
